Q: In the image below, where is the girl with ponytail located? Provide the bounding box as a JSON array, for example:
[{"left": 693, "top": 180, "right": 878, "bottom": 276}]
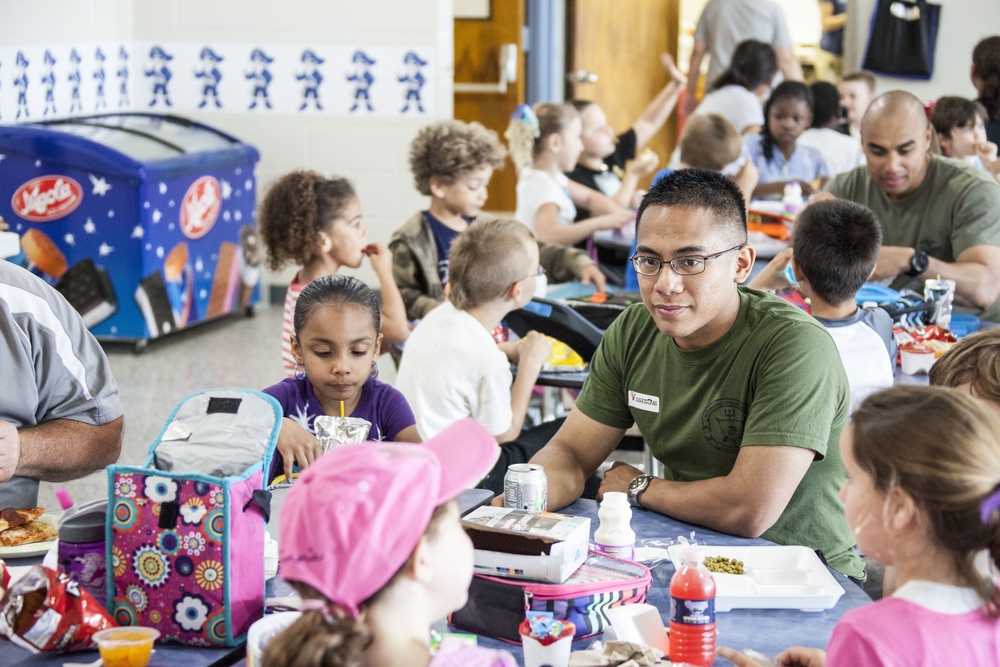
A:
[{"left": 721, "top": 385, "right": 1000, "bottom": 666}]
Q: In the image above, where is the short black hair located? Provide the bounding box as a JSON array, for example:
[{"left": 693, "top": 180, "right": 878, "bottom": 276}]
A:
[
  {"left": 636, "top": 168, "right": 746, "bottom": 241},
  {"left": 793, "top": 200, "right": 882, "bottom": 306},
  {"left": 810, "top": 81, "right": 841, "bottom": 129}
]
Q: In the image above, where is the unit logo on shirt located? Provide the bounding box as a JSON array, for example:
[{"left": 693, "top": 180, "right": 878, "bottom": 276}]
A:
[
  {"left": 628, "top": 390, "right": 660, "bottom": 413},
  {"left": 702, "top": 399, "right": 748, "bottom": 454}
]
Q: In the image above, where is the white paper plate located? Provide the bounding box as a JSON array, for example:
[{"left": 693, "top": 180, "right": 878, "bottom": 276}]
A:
[
  {"left": 667, "top": 545, "right": 846, "bottom": 612},
  {"left": 0, "top": 512, "right": 59, "bottom": 560}
]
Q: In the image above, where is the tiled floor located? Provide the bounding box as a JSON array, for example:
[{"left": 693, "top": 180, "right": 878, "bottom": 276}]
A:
[{"left": 38, "top": 304, "right": 403, "bottom": 509}]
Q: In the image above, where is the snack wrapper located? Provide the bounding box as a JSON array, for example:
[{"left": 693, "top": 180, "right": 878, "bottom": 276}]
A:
[
  {"left": 893, "top": 325, "right": 957, "bottom": 364},
  {"left": 544, "top": 338, "right": 586, "bottom": 372},
  {"left": 0, "top": 564, "right": 116, "bottom": 653},
  {"left": 522, "top": 611, "right": 575, "bottom": 646},
  {"left": 314, "top": 415, "right": 371, "bottom": 453}
]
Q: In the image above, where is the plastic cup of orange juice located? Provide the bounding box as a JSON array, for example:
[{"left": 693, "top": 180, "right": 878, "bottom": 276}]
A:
[{"left": 93, "top": 626, "right": 160, "bottom": 667}]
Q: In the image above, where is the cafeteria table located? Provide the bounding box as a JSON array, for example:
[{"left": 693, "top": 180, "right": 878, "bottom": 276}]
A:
[
  {"left": 0, "top": 493, "right": 870, "bottom": 666},
  {"left": 468, "top": 498, "right": 872, "bottom": 665}
]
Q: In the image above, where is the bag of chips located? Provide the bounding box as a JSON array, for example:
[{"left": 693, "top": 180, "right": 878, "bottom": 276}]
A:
[{"left": 0, "top": 564, "right": 116, "bottom": 652}]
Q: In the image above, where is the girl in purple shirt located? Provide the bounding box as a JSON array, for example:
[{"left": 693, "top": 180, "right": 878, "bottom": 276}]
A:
[{"left": 264, "top": 275, "right": 419, "bottom": 482}]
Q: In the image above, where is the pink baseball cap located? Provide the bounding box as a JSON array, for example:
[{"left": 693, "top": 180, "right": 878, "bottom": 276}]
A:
[{"left": 278, "top": 419, "right": 499, "bottom": 617}]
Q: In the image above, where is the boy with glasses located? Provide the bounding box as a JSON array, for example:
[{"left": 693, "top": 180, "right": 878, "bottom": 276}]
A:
[
  {"left": 396, "top": 218, "right": 553, "bottom": 494},
  {"left": 529, "top": 169, "right": 865, "bottom": 581}
]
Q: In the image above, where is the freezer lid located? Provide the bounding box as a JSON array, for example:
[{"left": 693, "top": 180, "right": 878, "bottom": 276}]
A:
[
  {"left": 39, "top": 121, "right": 182, "bottom": 161},
  {"left": 39, "top": 112, "right": 239, "bottom": 157}
]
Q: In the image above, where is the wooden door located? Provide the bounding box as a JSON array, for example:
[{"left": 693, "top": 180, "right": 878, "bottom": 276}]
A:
[
  {"left": 568, "top": 0, "right": 680, "bottom": 186},
  {"left": 454, "top": 0, "right": 525, "bottom": 214}
]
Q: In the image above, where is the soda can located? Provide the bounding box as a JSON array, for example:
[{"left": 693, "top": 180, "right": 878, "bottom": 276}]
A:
[{"left": 504, "top": 464, "right": 548, "bottom": 512}]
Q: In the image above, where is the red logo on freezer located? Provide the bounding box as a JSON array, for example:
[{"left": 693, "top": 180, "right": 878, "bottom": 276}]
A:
[
  {"left": 11, "top": 175, "right": 83, "bottom": 222},
  {"left": 180, "top": 176, "right": 221, "bottom": 239}
]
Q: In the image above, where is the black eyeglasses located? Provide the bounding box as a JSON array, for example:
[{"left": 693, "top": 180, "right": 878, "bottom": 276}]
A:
[{"left": 629, "top": 243, "right": 746, "bottom": 277}]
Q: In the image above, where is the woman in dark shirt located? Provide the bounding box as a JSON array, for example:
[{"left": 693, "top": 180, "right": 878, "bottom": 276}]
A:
[{"left": 972, "top": 36, "right": 1000, "bottom": 146}]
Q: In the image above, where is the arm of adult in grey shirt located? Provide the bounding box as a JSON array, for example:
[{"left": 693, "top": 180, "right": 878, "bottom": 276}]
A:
[{"left": 1, "top": 417, "right": 123, "bottom": 483}]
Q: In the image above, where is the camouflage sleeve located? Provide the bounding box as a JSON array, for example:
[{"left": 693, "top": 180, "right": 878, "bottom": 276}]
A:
[{"left": 538, "top": 241, "right": 596, "bottom": 283}]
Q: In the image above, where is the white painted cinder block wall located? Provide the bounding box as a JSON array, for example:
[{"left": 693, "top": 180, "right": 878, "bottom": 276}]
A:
[{"left": 0, "top": 0, "right": 453, "bottom": 293}]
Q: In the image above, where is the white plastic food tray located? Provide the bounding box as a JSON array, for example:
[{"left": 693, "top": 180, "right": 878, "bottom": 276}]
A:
[{"left": 667, "top": 545, "right": 846, "bottom": 612}]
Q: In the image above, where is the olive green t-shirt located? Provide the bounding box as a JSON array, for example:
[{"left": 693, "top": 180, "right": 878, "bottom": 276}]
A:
[
  {"left": 576, "top": 287, "right": 864, "bottom": 580},
  {"left": 826, "top": 155, "right": 1000, "bottom": 321}
]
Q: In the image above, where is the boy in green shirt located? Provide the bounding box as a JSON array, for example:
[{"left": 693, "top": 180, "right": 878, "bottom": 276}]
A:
[{"left": 530, "top": 169, "right": 864, "bottom": 580}]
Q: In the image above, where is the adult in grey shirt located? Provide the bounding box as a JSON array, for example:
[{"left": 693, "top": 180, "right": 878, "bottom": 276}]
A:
[
  {"left": 1, "top": 261, "right": 123, "bottom": 508},
  {"left": 683, "top": 0, "right": 804, "bottom": 117}
]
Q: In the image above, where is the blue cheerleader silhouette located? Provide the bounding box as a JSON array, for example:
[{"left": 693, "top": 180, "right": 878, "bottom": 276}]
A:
[
  {"left": 196, "top": 47, "right": 224, "bottom": 109},
  {"left": 117, "top": 46, "right": 130, "bottom": 108},
  {"left": 93, "top": 47, "right": 107, "bottom": 110},
  {"left": 42, "top": 50, "right": 57, "bottom": 116},
  {"left": 68, "top": 48, "right": 83, "bottom": 113},
  {"left": 347, "top": 50, "right": 376, "bottom": 112},
  {"left": 246, "top": 48, "right": 274, "bottom": 110},
  {"left": 145, "top": 45, "right": 174, "bottom": 108},
  {"left": 14, "top": 51, "right": 29, "bottom": 119},
  {"left": 399, "top": 51, "right": 428, "bottom": 113},
  {"left": 297, "top": 49, "right": 325, "bottom": 111}
]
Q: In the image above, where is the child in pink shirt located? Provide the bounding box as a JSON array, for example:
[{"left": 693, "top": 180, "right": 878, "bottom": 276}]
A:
[{"left": 722, "top": 385, "right": 1000, "bottom": 666}]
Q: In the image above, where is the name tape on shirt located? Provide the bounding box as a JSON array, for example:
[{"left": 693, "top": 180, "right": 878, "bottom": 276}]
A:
[{"left": 628, "top": 390, "right": 660, "bottom": 413}]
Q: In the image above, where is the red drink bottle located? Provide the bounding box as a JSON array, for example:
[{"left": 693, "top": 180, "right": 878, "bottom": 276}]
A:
[{"left": 669, "top": 547, "right": 716, "bottom": 666}]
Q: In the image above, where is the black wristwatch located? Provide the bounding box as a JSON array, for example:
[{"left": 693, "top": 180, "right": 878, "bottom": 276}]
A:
[
  {"left": 905, "top": 250, "right": 929, "bottom": 277},
  {"left": 627, "top": 474, "right": 654, "bottom": 508}
]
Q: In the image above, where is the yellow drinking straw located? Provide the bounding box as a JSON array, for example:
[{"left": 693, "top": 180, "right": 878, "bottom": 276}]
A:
[{"left": 340, "top": 401, "right": 345, "bottom": 418}]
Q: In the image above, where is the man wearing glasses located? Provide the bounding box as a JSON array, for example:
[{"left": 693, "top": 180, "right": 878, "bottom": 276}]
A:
[{"left": 530, "top": 169, "right": 864, "bottom": 581}]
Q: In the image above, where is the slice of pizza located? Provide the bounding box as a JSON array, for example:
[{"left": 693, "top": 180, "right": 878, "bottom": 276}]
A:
[
  {"left": 0, "top": 520, "right": 57, "bottom": 547},
  {"left": 0, "top": 507, "right": 45, "bottom": 533}
]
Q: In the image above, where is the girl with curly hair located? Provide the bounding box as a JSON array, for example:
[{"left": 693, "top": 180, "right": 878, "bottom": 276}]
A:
[{"left": 258, "top": 171, "right": 409, "bottom": 376}]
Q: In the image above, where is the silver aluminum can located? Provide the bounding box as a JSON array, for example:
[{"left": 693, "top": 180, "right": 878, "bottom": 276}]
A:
[{"left": 504, "top": 463, "right": 548, "bottom": 511}]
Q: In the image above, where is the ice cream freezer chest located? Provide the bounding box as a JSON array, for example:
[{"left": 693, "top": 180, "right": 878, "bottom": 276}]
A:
[{"left": 0, "top": 112, "right": 262, "bottom": 345}]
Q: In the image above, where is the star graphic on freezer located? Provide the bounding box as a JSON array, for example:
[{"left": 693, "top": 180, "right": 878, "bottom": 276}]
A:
[
  {"left": 156, "top": 246, "right": 165, "bottom": 259},
  {"left": 131, "top": 226, "right": 144, "bottom": 239},
  {"left": 107, "top": 210, "right": 115, "bottom": 218},
  {"left": 234, "top": 210, "right": 242, "bottom": 221},
  {"left": 244, "top": 179, "right": 253, "bottom": 191},
  {"left": 64, "top": 233, "right": 75, "bottom": 246},
  {"left": 84, "top": 218, "right": 96, "bottom": 234},
  {"left": 35, "top": 160, "right": 42, "bottom": 167},
  {"left": 145, "top": 243, "right": 152, "bottom": 251},
  {"left": 195, "top": 258, "right": 204, "bottom": 272},
  {"left": 144, "top": 201, "right": 150, "bottom": 209},
  {"left": 98, "top": 242, "right": 114, "bottom": 256},
  {"left": 89, "top": 174, "right": 112, "bottom": 196},
  {"left": 221, "top": 180, "right": 232, "bottom": 199},
  {"left": 199, "top": 289, "right": 208, "bottom": 300},
  {"left": 159, "top": 182, "right": 168, "bottom": 195},
  {"left": 0, "top": 154, "right": 6, "bottom": 164},
  {"left": 236, "top": 168, "right": 242, "bottom": 176},
  {"left": 152, "top": 209, "right": 162, "bottom": 223},
  {"left": 223, "top": 211, "right": 231, "bottom": 222}
]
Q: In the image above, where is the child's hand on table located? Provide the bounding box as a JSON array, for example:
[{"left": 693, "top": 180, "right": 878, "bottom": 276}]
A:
[
  {"left": 718, "top": 645, "right": 827, "bottom": 666},
  {"left": 276, "top": 418, "right": 323, "bottom": 482},
  {"left": 577, "top": 263, "right": 608, "bottom": 293}
]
